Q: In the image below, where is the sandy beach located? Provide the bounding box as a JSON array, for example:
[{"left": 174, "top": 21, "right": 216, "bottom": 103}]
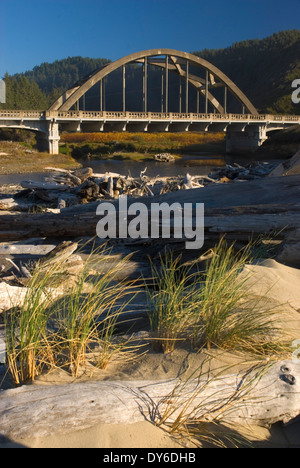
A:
[{"left": 1, "top": 256, "right": 300, "bottom": 449}]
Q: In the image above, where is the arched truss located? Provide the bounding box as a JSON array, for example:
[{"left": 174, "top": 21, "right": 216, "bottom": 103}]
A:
[{"left": 49, "top": 49, "right": 258, "bottom": 115}]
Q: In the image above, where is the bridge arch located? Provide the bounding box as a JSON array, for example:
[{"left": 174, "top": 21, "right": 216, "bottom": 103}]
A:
[{"left": 49, "top": 49, "right": 258, "bottom": 115}]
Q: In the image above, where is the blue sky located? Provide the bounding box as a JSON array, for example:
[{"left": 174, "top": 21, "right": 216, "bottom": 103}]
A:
[{"left": 1, "top": 0, "right": 300, "bottom": 77}]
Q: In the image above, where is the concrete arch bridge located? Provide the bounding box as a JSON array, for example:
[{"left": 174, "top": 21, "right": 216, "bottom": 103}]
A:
[{"left": 0, "top": 49, "right": 299, "bottom": 154}]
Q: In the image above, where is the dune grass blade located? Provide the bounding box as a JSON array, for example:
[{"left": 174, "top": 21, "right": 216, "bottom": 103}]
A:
[
  {"left": 147, "top": 239, "right": 290, "bottom": 357},
  {"left": 146, "top": 253, "right": 198, "bottom": 353},
  {"left": 54, "top": 247, "right": 138, "bottom": 376},
  {"left": 191, "top": 240, "right": 289, "bottom": 355},
  {"left": 5, "top": 263, "right": 60, "bottom": 385},
  {"left": 5, "top": 244, "right": 140, "bottom": 383},
  {"left": 191, "top": 241, "right": 251, "bottom": 350}
]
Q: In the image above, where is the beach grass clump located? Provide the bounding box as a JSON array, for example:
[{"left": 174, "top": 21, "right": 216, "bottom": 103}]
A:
[
  {"left": 54, "top": 255, "right": 134, "bottom": 377},
  {"left": 146, "top": 253, "right": 198, "bottom": 353},
  {"left": 191, "top": 241, "right": 289, "bottom": 355},
  {"left": 5, "top": 263, "right": 60, "bottom": 385},
  {"left": 147, "top": 239, "right": 290, "bottom": 357},
  {"left": 190, "top": 241, "right": 253, "bottom": 351},
  {"left": 4, "top": 246, "right": 138, "bottom": 384}
]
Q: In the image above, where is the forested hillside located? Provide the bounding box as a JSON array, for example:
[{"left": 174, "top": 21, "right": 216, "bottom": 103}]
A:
[
  {"left": 194, "top": 29, "right": 300, "bottom": 114},
  {"left": 1, "top": 30, "right": 299, "bottom": 114}
]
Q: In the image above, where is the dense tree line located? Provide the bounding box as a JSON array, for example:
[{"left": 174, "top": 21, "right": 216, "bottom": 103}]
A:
[
  {"left": 0, "top": 30, "right": 299, "bottom": 114},
  {"left": 194, "top": 30, "right": 300, "bottom": 114}
]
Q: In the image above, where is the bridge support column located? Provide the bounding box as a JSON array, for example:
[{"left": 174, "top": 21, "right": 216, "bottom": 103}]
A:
[
  {"left": 37, "top": 121, "right": 60, "bottom": 154},
  {"left": 226, "top": 124, "right": 267, "bottom": 154}
]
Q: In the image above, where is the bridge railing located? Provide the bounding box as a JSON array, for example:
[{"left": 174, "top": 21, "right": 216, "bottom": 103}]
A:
[
  {"left": 45, "top": 110, "right": 300, "bottom": 121},
  {"left": 1, "top": 109, "right": 299, "bottom": 123},
  {"left": 0, "top": 110, "right": 44, "bottom": 118}
]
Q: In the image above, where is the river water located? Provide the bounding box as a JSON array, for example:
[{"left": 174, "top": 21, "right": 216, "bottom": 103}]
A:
[{"left": 0, "top": 153, "right": 229, "bottom": 185}]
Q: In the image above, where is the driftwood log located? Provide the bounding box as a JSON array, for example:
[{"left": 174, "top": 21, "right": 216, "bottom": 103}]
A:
[
  {"left": 0, "top": 241, "right": 84, "bottom": 303},
  {"left": 0, "top": 239, "right": 56, "bottom": 256},
  {"left": 0, "top": 360, "right": 299, "bottom": 440},
  {"left": 0, "top": 282, "right": 28, "bottom": 312}
]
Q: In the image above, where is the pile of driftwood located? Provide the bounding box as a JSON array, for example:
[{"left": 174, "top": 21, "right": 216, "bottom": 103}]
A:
[
  {"left": 0, "top": 173, "right": 300, "bottom": 263},
  {"left": 0, "top": 153, "right": 299, "bottom": 262},
  {"left": 0, "top": 161, "right": 277, "bottom": 213},
  {"left": 0, "top": 168, "right": 213, "bottom": 212},
  {"left": 0, "top": 240, "right": 85, "bottom": 314},
  {"left": 208, "top": 161, "right": 276, "bottom": 182}
]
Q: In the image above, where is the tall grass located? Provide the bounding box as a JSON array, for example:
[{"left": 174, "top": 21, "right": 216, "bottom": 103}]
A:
[
  {"left": 191, "top": 241, "right": 289, "bottom": 354},
  {"left": 60, "top": 131, "right": 225, "bottom": 159},
  {"left": 191, "top": 242, "right": 252, "bottom": 350},
  {"left": 55, "top": 254, "right": 134, "bottom": 377},
  {"left": 61, "top": 131, "right": 225, "bottom": 147},
  {"left": 5, "top": 263, "right": 60, "bottom": 384},
  {"left": 5, "top": 246, "right": 138, "bottom": 384},
  {"left": 147, "top": 240, "right": 290, "bottom": 356},
  {"left": 146, "top": 254, "right": 198, "bottom": 353}
]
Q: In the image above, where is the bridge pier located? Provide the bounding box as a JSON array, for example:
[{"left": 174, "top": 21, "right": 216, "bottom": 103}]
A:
[
  {"left": 225, "top": 124, "right": 268, "bottom": 154},
  {"left": 36, "top": 121, "right": 60, "bottom": 155}
]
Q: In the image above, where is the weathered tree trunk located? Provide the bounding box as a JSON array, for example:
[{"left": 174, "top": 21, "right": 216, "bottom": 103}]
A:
[
  {"left": 0, "top": 360, "right": 299, "bottom": 440},
  {"left": 0, "top": 207, "right": 299, "bottom": 242},
  {"left": 0, "top": 175, "right": 299, "bottom": 243}
]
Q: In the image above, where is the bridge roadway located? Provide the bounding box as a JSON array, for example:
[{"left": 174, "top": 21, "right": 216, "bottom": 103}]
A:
[{"left": 0, "top": 109, "right": 299, "bottom": 154}]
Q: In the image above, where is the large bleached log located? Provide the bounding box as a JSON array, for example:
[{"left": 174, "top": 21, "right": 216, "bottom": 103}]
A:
[
  {"left": 0, "top": 360, "right": 299, "bottom": 440},
  {"left": 21, "top": 181, "right": 69, "bottom": 191},
  {"left": 268, "top": 150, "right": 300, "bottom": 177},
  {"left": 0, "top": 207, "right": 299, "bottom": 242},
  {"left": 0, "top": 198, "right": 41, "bottom": 213},
  {"left": 0, "top": 175, "right": 300, "bottom": 241}
]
